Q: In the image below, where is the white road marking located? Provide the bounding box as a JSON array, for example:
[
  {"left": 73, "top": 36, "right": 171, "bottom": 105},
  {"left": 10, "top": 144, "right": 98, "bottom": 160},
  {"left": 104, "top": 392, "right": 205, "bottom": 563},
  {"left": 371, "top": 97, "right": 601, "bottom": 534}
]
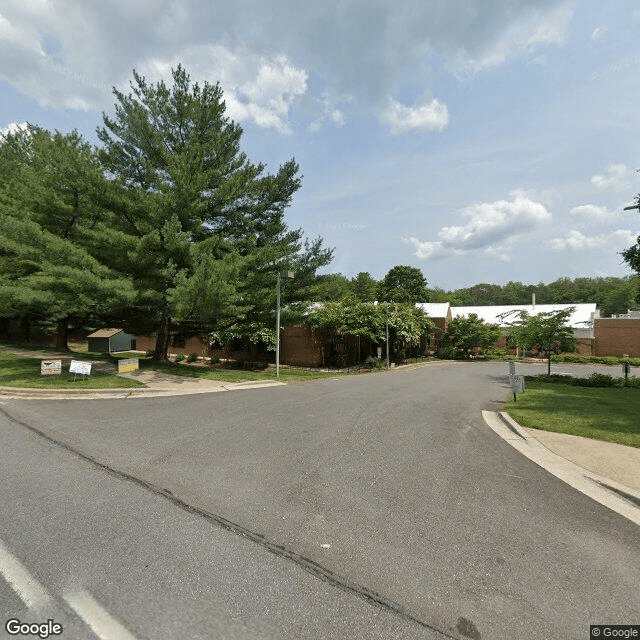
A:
[
  {"left": 0, "top": 538, "right": 52, "bottom": 609},
  {"left": 64, "top": 589, "right": 139, "bottom": 640}
]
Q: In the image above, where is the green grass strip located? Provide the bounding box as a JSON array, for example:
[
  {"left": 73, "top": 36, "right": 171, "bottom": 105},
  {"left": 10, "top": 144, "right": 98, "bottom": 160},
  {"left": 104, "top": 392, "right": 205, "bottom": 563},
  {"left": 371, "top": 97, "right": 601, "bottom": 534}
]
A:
[
  {"left": 506, "top": 380, "right": 640, "bottom": 448},
  {"left": 0, "top": 350, "right": 145, "bottom": 389},
  {"left": 136, "top": 359, "right": 345, "bottom": 382}
]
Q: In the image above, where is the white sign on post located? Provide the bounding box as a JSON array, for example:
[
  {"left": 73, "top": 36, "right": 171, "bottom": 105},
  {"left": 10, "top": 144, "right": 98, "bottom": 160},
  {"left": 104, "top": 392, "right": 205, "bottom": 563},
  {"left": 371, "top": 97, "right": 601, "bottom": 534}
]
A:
[
  {"left": 69, "top": 360, "right": 91, "bottom": 376},
  {"left": 509, "top": 374, "right": 524, "bottom": 393},
  {"left": 41, "top": 360, "right": 62, "bottom": 376}
]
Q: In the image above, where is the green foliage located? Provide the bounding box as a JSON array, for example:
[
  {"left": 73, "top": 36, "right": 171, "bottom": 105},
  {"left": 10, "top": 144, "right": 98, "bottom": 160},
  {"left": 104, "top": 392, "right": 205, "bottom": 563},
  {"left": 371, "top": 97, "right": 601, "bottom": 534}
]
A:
[
  {"left": 364, "top": 355, "right": 386, "bottom": 369},
  {"left": 503, "top": 307, "right": 576, "bottom": 374},
  {"left": 308, "top": 300, "right": 435, "bottom": 347},
  {"left": 96, "top": 65, "right": 332, "bottom": 361},
  {"left": 210, "top": 355, "right": 221, "bottom": 365},
  {"left": 174, "top": 353, "right": 185, "bottom": 362},
  {"left": 530, "top": 373, "right": 640, "bottom": 389},
  {"left": 186, "top": 353, "right": 198, "bottom": 363},
  {"left": 351, "top": 272, "right": 378, "bottom": 302},
  {"left": 550, "top": 354, "right": 637, "bottom": 365},
  {"left": 377, "top": 265, "right": 429, "bottom": 304},
  {"left": 437, "top": 276, "right": 639, "bottom": 311},
  {"left": 440, "top": 314, "right": 501, "bottom": 358},
  {"left": 0, "top": 126, "right": 136, "bottom": 346}
]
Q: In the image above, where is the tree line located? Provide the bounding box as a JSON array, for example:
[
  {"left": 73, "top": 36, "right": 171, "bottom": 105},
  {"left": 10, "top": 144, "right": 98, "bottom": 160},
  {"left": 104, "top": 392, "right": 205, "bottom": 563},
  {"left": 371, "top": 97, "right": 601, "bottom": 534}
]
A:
[{"left": 317, "top": 270, "right": 639, "bottom": 318}]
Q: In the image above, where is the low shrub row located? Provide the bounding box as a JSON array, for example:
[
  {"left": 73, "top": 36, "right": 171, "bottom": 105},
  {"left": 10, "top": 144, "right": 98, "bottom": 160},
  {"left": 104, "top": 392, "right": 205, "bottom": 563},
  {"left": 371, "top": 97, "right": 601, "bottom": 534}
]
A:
[
  {"left": 550, "top": 354, "right": 640, "bottom": 366},
  {"left": 528, "top": 373, "right": 640, "bottom": 388}
]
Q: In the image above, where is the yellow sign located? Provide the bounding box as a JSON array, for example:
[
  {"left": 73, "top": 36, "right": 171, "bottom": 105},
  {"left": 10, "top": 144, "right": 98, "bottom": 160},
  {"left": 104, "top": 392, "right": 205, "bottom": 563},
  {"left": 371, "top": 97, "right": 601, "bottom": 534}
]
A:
[{"left": 118, "top": 358, "right": 139, "bottom": 373}]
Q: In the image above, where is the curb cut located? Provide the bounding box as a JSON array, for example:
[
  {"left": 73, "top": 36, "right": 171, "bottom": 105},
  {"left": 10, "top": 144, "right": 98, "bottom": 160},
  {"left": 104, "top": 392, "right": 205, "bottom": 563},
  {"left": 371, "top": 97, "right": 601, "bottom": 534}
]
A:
[{"left": 482, "top": 410, "right": 640, "bottom": 528}]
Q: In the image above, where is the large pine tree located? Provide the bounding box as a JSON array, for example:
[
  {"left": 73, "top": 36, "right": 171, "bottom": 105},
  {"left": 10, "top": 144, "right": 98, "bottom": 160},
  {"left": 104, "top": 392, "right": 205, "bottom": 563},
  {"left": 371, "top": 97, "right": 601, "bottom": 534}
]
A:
[
  {"left": 0, "top": 126, "right": 136, "bottom": 348},
  {"left": 97, "top": 65, "right": 331, "bottom": 362}
]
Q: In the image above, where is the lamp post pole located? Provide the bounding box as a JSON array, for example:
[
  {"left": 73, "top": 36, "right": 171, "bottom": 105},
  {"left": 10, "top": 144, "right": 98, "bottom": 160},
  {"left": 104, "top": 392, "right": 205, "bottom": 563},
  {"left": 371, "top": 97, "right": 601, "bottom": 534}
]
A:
[
  {"left": 276, "top": 271, "right": 294, "bottom": 380},
  {"left": 386, "top": 303, "right": 390, "bottom": 369}
]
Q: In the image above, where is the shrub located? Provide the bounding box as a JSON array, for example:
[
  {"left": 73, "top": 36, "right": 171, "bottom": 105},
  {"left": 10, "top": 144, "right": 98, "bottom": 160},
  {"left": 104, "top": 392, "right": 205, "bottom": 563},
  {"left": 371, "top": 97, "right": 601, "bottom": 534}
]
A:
[
  {"left": 187, "top": 353, "right": 198, "bottom": 363},
  {"left": 364, "top": 356, "right": 385, "bottom": 369},
  {"left": 528, "top": 372, "right": 640, "bottom": 388},
  {"left": 395, "top": 348, "right": 407, "bottom": 364},
  {"left": 145, "top": 350, "right": 155, "bottom": 358},
  {"left": 484, "top": 347, "right": 508, "bottom": 359},
  {"left": 210, "top": 355, "right": 221, "bottom": 365},
  {"left": 582, "top": 373, "right": 615, "bottom": 387},
  {"left": 174, "top": 353, "right": 185, "bottom": 363}
]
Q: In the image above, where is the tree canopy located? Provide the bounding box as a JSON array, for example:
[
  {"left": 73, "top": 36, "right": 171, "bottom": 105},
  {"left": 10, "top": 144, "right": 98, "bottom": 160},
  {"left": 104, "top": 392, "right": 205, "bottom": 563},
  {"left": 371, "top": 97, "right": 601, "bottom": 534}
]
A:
[
  {"left": 440, "top": 314, "right": 501, "bottom": 358},
  {"left": 96, "top": 65, "right": 331, "bottom": 361},
  {"left": 502, "top": 308, "right": 576, "bottom": 374},
  {"left": 377, "top": 265, "right": 429, "bottom": 303}
]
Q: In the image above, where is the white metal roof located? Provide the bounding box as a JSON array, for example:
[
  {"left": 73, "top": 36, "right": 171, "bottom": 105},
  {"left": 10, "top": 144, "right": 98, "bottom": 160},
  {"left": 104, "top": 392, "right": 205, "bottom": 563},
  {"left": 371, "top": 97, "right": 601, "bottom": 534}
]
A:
[
  {"left": 415, "top": 302, "right": 451, "bottom": 318},
  {"left": 450, "top": 304, "right": 597, "bottom": 329}
]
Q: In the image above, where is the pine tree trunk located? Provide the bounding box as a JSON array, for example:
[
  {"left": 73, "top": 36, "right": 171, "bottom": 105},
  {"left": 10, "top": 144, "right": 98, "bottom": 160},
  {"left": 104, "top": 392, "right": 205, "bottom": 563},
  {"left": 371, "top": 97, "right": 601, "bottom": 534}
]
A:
[
  {"left": 153, "top": 309, "right": 171, "bottom": 364},
  {"left": 56, "top": 318, "right": 70, "bottom": 351}
]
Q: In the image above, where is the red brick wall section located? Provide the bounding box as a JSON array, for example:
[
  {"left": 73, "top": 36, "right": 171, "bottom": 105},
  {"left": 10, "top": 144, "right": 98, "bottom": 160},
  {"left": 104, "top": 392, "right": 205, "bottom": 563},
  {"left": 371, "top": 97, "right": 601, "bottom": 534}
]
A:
[
  {"left": 281, "top": 326, "right": 325, "bottom": 367},
  {"left": 136, "top": 336, "right": 273, "bottom": 362},
  {"left": 594, "top": 319, "right": 640, "bottom": 357}
]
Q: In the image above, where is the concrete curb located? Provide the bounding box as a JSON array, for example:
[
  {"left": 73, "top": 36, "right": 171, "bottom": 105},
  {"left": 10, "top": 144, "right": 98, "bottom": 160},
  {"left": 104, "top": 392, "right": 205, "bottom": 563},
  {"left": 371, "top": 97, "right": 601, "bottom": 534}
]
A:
[
  {"left": 482, "top": 411, "right": 640, "bottom": 527},
  {"left": 0, "top": 380, "right": 285, "bottom": 400}
]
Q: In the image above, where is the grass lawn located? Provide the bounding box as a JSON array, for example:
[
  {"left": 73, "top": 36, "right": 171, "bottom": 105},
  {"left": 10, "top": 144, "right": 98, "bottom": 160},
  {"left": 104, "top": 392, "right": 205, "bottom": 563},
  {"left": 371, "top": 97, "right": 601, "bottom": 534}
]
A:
[
  {"left": 135, "top": 359, "right": 346, "bottom": 383},
  {"left": 0, "top": 351, "right": 146, "bottom": 389},
  {"left": 505, "top": 380, "right": 640, "bottom": 448}
]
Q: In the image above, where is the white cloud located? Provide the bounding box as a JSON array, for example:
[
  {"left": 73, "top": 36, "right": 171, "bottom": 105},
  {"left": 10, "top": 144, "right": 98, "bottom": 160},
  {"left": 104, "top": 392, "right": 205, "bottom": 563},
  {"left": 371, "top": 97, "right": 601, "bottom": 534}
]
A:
[
  {"left": 0, "top": 1, "right": 575, "bottom": 119},
  {"left": 381, "top": 97, "right": 449, "bottom": 134},
  {"left": 591, "top": 164, "right": 633, "bottom": 191},
  {"left": 569, "top": 204, "right": 616, "bottom": 221},
  {"left": 591, "top": 26, "right": 607, "bottom": 40},
  {"left": 458, "top": 1, "right": 573, "bottom": 70},
  {"left": 406, "top": 192, "right": 552, "bottom": 260},
  {"left": 548, "top": 229, "right": 636, "bottom": 251},
  {"left": 139, "top": 48, "right": 308, "bottom": 133},
  {"left": 0, "top": 121, "right": 28, "bottom": 136}
]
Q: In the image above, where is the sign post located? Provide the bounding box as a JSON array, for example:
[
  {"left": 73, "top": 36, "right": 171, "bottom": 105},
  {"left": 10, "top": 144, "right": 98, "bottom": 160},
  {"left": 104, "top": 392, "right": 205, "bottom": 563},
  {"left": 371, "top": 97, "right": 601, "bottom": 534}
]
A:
[
  {"left": 40, "top": 360, "right": 62, "bottom": 376},
  {"left": 118, "top": 358, "right": 139, "bottom": 374},
  {"left": 69, "top": 360, "right": 91, "bottom": 381},
  {"left": 509, "top": 374, "right": 524, "bottom": 402}
]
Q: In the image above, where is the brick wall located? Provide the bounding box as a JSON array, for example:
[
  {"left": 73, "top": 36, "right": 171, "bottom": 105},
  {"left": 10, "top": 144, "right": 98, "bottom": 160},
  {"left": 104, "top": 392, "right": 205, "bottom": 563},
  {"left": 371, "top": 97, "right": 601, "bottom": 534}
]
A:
[
  {"left": 136, "top": 335, "right": 273, "bottom": 362},
  {"left": 594, "top": 319, "right": 640, "bottom": 357},
  {"left": 281, "top": 326, "right": 325, "bottom": 367}
]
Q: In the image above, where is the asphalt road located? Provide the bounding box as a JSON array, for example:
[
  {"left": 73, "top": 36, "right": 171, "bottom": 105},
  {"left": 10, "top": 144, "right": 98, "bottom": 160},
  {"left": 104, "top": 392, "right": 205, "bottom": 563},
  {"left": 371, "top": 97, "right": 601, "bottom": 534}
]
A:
[{"left": 1, "top": 361, "right": 638, "bottom": 639}]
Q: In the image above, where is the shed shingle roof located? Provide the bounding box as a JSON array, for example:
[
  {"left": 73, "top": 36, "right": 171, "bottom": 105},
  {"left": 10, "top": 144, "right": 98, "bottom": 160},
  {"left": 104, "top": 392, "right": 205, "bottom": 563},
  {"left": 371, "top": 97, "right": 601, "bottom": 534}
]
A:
[{"left": 86, "top": 328, "right": 123, "bottom": 338}]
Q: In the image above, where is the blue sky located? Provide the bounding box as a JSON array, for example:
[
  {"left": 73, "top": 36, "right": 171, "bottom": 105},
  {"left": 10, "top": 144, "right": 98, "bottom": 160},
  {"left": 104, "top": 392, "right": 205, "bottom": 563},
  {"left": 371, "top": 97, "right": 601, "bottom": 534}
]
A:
[{"left": 2, "top": 1, "right": 640, "bottom": 290}]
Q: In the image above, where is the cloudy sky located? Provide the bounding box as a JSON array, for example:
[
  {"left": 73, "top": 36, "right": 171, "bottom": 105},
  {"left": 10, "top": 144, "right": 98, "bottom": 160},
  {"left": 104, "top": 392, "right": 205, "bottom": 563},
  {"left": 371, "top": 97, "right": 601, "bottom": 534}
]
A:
[{"left": 2, "top": 0, "right": 640, "bottom": 290}]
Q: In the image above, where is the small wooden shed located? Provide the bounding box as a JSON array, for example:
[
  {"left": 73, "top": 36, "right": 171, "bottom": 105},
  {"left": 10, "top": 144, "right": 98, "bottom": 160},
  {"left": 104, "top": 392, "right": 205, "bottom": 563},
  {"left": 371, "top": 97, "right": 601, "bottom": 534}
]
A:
[{"left": 87, "top": 328, "right": 136, "bottom": 353}]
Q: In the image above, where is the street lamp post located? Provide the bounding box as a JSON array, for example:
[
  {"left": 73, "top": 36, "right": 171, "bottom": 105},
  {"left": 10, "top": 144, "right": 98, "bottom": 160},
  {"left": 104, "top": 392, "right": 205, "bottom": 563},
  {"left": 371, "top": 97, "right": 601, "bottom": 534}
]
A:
[
  {"left": 276, "top": 271, "right": 294, "bottom": 380},
  {"left": 385, "top": 303, "right": 390, "bottom": 369}
]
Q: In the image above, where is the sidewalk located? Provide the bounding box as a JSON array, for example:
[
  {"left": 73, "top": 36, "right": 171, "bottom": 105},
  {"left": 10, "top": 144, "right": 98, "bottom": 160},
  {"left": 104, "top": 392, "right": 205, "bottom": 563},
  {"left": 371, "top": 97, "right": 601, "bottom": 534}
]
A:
[{"left": 483, "top": 411, "right": 640, "bottom": 527}]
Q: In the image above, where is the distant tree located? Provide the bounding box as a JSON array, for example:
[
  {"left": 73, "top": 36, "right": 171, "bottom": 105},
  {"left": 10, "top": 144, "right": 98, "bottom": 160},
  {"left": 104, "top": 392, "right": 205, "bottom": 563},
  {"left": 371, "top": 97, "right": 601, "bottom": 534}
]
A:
[
  {"left": 351, "top": 271, "right": 378, "bottom": 302},
  {"left": 440, "top": 314, "right": 501, "bottom": 358},
  {"left": 601, "top": 278, "right": 638, "bottom": 316},
  {"left": 377, "top": 265, "right": 429, "bottom": 303},
  {"left": 313, "top": 273, "right": 353, "bottom": 301},
  {"left": 502, "top": 308, "right": 576, "bottom": 375}
]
